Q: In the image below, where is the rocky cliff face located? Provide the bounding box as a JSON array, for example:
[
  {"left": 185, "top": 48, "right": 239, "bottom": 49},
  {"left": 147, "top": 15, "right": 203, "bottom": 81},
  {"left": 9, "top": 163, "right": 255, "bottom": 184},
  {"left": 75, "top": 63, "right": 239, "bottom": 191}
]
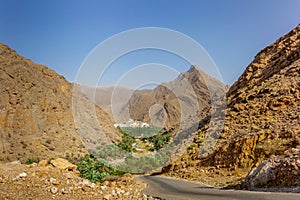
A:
[
  {"left": 164, "top": 24, "right": 300, "bottom": 189},
  {"left": 0, "top": 43, "right": 121, "bottom": 162}
]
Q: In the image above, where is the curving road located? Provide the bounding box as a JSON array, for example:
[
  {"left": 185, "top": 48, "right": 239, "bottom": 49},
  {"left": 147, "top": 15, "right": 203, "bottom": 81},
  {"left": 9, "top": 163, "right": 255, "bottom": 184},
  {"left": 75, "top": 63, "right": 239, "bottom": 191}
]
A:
[{"left": 136, "top": 175, "right": 300, "bottom": 200}]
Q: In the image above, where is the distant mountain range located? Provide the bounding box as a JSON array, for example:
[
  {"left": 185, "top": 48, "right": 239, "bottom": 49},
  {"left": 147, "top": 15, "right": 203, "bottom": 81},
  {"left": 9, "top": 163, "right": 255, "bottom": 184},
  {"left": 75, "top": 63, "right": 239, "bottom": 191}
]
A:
[{"left": 81, "top": 65, "right": 226, "bottom": 132}]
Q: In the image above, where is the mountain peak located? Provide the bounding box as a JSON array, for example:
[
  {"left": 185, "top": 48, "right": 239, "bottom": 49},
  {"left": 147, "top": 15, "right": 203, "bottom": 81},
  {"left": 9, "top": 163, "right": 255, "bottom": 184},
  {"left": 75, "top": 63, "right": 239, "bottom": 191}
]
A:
[{"left": 187, "top": 64, "right": 200, "bottom": 73}]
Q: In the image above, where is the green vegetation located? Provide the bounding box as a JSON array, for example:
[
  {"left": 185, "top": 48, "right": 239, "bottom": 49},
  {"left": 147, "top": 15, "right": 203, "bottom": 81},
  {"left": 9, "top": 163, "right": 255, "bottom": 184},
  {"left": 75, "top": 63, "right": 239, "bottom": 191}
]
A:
[
  {"left": 117, "top": 150, "right": 172, "bottom": 173},
  {"left": 241, "top": 97, "right": 247, "bottom": 103},
  {"left": 145, "top": 145, "right": 155, "bottom": 152},
  {"left": 116, "top": 125, "right": 170, "bottom": 151},
  {"left": 88, "top": 125, "right": 172, "bottom": 178},
  {"left": 117, "top": 134, "right": 135, "bottom": 152},
  {"left": 259, "top": 130, "right": 265, "bottom": 135},
  {"left": 118, "top": 126, "right": 163, "bottom": 138},
  {"left": 25, "top": 157, "right": 40, "bottom": 164},
  {"left": 197, "top": 130, "right": 206, "bottom": 144},
  {"left": 76, "top": 155, "right": 124, "bottom": 183},
  {"left": 188, "top": 142, "right": 197, "bottom": 149},
  {"left": 256, "top": 138, "right": 292, "bottom": 156},
  {"left": 65, "top": 152, "right": 82, "bottom": 164},
  {"left": 92, "top": 144, "right": 129, "bottom": 162},
  {"left": 148, "top": 133, "right": 171, "bottom": 149}
]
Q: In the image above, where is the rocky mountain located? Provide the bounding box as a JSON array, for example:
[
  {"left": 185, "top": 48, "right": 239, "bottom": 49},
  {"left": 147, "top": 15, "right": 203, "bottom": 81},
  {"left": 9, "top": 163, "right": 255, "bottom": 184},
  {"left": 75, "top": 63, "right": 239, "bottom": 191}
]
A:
[
  {"left": 0, "top": 43, "right": 121, "bottom": 162},
  {"left": 164, "top": 24, "right": 300, "bottom": 189},
  {"left": 81, "top": 65, "right": 226, "bottom": 134},
  {"left": 128, "top": 65, "right": 226, "bottom": 131}
]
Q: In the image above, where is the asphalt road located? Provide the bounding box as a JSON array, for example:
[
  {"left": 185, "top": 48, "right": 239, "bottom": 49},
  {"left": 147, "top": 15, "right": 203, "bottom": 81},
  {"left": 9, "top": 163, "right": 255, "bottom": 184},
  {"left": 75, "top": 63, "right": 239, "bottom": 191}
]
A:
[{"left": 136, "top": 175, "right": 300, "bottom": 200}]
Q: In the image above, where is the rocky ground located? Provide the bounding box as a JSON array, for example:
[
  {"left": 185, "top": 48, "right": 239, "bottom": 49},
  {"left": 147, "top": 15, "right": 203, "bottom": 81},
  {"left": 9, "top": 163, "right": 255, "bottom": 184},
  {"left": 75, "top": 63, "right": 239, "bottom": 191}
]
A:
[{"left": 0, "top": 158, "right": 156, "bottom": 199}]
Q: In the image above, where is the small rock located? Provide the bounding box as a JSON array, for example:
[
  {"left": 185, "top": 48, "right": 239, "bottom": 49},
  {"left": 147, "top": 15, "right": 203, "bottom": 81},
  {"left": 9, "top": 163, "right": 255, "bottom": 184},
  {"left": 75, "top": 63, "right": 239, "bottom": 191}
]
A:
[
  {"left": 82, "top": 186, "right": 91, "bottom": 192},
  {"left": 26, "top": 163, "right": 37, "bottom": 168},
  {"left": 100, "top": 185, "right": 108, "bottom": 190},
  {"left": 50, "top": 177, "right": 60, "bottom": 185},
  {"left": 65, "top": 171, "right": 75, "bottom": 179},
  {"left": 8, "top": 160, "right": 21, "bottom": 165},
  {"left": 103, "top": 194, "right": 111, "bottom": 200},
  {"left": 102, "top": 181, "right": 109, "bottom": 186},
  {"left": 109, "top": 181, "right": 116, "bottom": 187},
  {"left": 38, "top": 159, "right": 49, "bottom": 167},
  {"left": 19, "top": 172, "right": 27, "bottom": 178},
  {"left": 50, "top": 187, "right": 58, "bottom": 194},
  {"left": 50, "top": 158, "right": 77, "bottom": 171},
  {"left": 61, "top": 188, "right": 68, "bottom": 194},
  {"left": 82, "top": 179, "right": 95, "bottom": 188}
]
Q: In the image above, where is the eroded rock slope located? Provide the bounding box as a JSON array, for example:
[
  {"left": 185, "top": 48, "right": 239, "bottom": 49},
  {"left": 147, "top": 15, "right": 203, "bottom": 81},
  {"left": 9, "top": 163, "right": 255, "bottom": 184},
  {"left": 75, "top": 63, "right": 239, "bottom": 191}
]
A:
[{"left": 0, "top": 43, "right": 121, "bottom": 162}]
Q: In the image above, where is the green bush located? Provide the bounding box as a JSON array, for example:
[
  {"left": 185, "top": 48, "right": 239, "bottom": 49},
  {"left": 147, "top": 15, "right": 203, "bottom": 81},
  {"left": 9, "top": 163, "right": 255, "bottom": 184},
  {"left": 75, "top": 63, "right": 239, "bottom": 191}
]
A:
[
  {"left": 146, "top": 146, "right": 155, "bottom": 152},
  {"left": 25, "top": 157, "right": 40, "bottom": 164},
  {"left": 148, "top": 133, "right": 171, "bottom": 149},
  {"left": 117, "top": 134, "right": 135, "bottom": 152},
  {"left": 116, "top": 150, "right": 171, "bottom": 173},
  {"left": 76, "top": 155, "right": 124, "bottom": 183},
  {"left": 188, "top": 143, "right": 197, "bottom": 149},
  {"left": 116, "top": 125, "right": 169, "bottom": 152}
]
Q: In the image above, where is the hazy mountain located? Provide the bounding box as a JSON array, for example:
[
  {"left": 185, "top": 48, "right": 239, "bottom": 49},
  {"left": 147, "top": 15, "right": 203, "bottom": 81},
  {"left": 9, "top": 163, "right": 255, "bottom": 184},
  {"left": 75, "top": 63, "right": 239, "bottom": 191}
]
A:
[{"left": 80, "top": 85, "right": 135, "bottom": 123}]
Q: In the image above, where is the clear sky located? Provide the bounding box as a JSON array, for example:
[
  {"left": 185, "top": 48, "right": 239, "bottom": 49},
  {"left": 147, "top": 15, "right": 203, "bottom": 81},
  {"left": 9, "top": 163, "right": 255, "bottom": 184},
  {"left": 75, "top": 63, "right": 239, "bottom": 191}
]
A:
[{"left": 1, "top": 0, "right": 299, "bottom": 87}]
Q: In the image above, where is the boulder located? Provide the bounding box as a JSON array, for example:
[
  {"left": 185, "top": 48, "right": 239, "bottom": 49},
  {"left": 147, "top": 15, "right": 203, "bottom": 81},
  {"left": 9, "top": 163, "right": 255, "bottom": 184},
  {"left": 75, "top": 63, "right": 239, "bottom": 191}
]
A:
[
  {"left": 243, "top": 160, "right": 277, "bottom": 188},
  {"left": 50, "top": 158, "right": 77, "bottom": 171}
]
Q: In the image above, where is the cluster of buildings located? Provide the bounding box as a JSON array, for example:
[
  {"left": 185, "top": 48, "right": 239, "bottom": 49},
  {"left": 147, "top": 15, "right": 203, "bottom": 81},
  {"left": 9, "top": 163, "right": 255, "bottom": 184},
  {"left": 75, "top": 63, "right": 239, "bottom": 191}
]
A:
[{"left": 114, "top": 119, "right": 150, "bottom": 128}]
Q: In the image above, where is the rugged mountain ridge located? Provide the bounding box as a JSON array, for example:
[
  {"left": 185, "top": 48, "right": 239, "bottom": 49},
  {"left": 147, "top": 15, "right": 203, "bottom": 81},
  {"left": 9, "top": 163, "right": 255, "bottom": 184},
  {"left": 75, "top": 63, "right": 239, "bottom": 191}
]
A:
[
  {"left": 164, "top": 24, "right": 300, "bottom": 189},
  {"left": 81, "top": 65, "right": 226, "bottom": 133},
  {"left": 0, "top": 43, "right": 121, "bottom": 162},
  {"left": 128, "top": 65, "right": 226, "bottom": 130}
]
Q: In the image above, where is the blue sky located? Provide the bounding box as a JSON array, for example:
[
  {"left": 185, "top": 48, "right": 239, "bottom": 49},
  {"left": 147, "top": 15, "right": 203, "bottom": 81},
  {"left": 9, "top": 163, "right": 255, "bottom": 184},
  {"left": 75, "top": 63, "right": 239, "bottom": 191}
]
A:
[{"left": 1, "top": 0, "right": 299, "bottom": 87}]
